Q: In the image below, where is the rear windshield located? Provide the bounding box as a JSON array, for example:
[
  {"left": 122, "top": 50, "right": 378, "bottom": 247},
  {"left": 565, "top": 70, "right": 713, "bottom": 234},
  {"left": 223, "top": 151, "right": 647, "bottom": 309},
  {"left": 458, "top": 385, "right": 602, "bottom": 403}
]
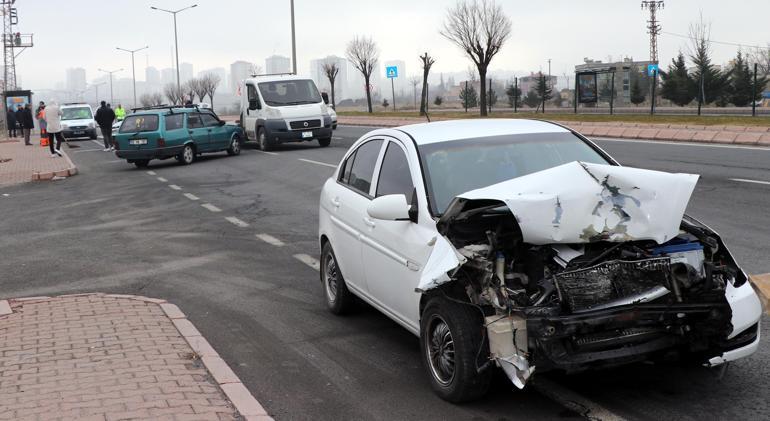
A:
[
  {"left": 119, "top": 115, "right": 159, "bottom": 133},
  {"left": 258, "top": 79, "right": 322, "bottom": 106},
  {"left": 165, "top": 114, "right": 185, "bottom": 130},
  {"left": 61, "top": 107, "right": 93, "bottom": 120}
]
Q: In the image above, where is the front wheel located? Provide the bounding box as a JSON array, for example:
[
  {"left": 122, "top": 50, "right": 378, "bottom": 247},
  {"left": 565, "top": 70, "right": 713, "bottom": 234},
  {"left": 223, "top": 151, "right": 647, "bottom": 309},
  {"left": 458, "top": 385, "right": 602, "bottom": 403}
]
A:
[
  {"left": 420, "top": 296, "right": 491, "bottom": 403},
  {"left": 257, "top": 127, "right": 272, "bottom": 151},
  {"left": 178, "top": 144, "right": 195, "bottom": 165},
  {"left": 318, "top": 137, "right": 332, "bottom": 147},
  {"left": 227, "top": 134, "right": 241, "bottom": 156},
  {"left": 320, "top": 242, "right": 355, "bottom": 315}
]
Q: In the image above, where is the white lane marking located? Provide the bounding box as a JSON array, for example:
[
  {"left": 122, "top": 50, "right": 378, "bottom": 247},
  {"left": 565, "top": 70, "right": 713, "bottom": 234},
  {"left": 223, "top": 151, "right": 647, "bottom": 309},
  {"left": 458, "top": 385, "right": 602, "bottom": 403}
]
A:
[
  {"left": 156, "top": 177, "right": 168, "bottom": 182},
  {"left": 183, "top": 193, "right": 199, "bottom": 201},
  {"left": 594, "top": 137, "right": 770, "bottom": 151},
  {"left": 532, "top": 377, "right": 626, "bottom": 421},
  {"left": 107, "top": 159, "right": 123, "bottom": 163},
  {"left": 730, "top": 178, "right": 770, "bottom": 186},
  {"left": 90, "top": 139, "right": 105, "bottom": 148},
  {"left": 168, "top": 184, "right": 182, "bottom": 190},
  {"left": 293, "top": 254, "right": 320, "bottom": 271},
  {"left": 201, "top": 203, "right": 221, "bottom": 212},
  {"left": 146, "top": 171, "right": 157, "bottom": 175},
  {"left": 255, "top": 150, "right": 279, "bottom": 156},
  {"left": 256, "top": 233, "right": 285, "bottom": 247},
  {"left": 299, "top": 158, "right": 337, "bottom": 168},
  {"left": 225, "top": 216, "right": 250, "bottom": 227},
  {"left": 332, "top": 136, "right": 343, "bottom": 140}
]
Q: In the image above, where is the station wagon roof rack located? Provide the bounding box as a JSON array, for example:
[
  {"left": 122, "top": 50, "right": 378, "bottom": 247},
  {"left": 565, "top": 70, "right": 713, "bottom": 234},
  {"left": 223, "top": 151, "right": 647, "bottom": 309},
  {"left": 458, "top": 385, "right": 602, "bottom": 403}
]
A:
[{"left": 131, "top": 104, "right": 211, "bottom": 114}]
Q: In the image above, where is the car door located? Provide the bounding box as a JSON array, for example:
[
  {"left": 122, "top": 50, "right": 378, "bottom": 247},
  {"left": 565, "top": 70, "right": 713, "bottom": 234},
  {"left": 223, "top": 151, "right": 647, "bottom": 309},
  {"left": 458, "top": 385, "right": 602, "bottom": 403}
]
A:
[
  {"left": 324, "top": 139, "right": 385, "bottom": 296},
  {"left": 200, "top": 113, "right": 227, "bottom": 150},
  {"left": 186, "top": 113, "right": 210, "bottom": 151},
  {"left": 360, "top": 140, "right": 436, "bottom": 330}
]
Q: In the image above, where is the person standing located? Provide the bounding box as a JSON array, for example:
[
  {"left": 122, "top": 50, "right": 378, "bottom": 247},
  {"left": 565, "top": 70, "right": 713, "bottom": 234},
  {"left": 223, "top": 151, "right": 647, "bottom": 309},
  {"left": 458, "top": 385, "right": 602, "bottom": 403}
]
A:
[
  {"left": 36, "top": 101, "right": 46, "bottom": 136},
  {"left": 6, "top": 107, "right": 17, "bottom": 137},
  {"left": 21, "top": 103, "right": 34, "bottom": 145},
  {"left": 115, "top": 104, "right": 126, "bottom": 121},
  {"left": 15, "top": 105, "right": 24, "bottom": 135},
  {"left": 44, "top": 100, "right": 65, "bottom": 157},
  {"left": 94, "top": 101, "right": 115, "bottom": 151}
]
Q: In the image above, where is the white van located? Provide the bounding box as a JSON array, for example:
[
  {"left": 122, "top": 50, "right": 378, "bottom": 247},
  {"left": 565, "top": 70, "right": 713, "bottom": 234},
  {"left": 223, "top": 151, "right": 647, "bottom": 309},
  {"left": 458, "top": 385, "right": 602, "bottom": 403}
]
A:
[
  {"left": 60, "top": 103, "right": 98, "bottom": 140},
  {"left": 239, "top": 75, "right": 333, "bottom": 151}
]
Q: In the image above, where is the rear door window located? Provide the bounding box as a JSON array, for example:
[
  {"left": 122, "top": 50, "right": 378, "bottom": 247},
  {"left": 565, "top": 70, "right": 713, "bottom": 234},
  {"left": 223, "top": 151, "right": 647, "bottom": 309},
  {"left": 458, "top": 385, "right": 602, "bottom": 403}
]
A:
[
  {"left": 345, "top": 140, "right": 384, "bottom": 196},
  {"left": 164, "top": 114, "right": 184, "bottom": 130},
  {"left": 119, "top": 115, "right": 159, "bottom": 133}
]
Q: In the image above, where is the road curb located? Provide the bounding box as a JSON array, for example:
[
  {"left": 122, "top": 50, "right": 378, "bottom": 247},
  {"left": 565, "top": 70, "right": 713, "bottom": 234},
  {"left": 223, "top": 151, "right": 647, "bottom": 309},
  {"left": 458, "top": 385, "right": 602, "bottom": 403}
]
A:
[
  {"left": 0, "top": 292, "right": 273, "bottom": 420},
  {"left": 31, "top": 150, "right": 78, "bottom": 182}
]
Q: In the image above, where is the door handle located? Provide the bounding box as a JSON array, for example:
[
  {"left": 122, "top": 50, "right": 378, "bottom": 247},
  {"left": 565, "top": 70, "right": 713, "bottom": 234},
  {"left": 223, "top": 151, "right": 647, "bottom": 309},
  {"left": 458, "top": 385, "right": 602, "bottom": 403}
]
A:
[
  {"left": 330, "top": 197, "right": 341, "bottom": 208},
  {"left": 188, "top": 130, "right": 194, "bottom": 134},
  {"left": 246, "top": 109, "right": 250, "bottom": 115},
  {"left": 363, "top": 217, "right": 376, "bottom": 228}
]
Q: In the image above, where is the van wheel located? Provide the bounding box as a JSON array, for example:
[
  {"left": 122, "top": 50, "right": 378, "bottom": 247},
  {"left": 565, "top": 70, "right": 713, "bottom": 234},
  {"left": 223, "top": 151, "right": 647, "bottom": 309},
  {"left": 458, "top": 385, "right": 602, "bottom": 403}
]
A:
[
  {"left": 318, "top": 137, "right": 332, "bottom": 147},
  {"left": 320, "top": 242, "right": 355, "bottom": 315},
  {"left": 227, "top": 134, "right": 241, "bottom": 156},
  {"left": 420, "top": 296, "right": 491, "bottom": 403},
  {"left": 178, "top": 144, "right": 195, "bottom": 165},
  {"left": 134, "top": 160, "right": 149, "bottom": 168},
  {"left": 257, "top": 127, "right": 272, "bottom": 151}
]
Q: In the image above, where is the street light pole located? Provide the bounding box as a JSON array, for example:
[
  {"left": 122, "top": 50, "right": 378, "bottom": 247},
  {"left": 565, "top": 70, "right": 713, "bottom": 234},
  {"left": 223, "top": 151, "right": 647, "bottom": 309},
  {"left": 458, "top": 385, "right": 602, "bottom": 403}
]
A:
[
  {"left": 117, "top": 46, "right": 149, "bottom": 109},
  {"left": 98, "top": 68, "right": 123, "bottom": 105},
  {"left": 151, "top": 4, "right": 197, "bottom": 92},
  {"left": 290, "top": 0, "right": 297, "bottom": 75}
]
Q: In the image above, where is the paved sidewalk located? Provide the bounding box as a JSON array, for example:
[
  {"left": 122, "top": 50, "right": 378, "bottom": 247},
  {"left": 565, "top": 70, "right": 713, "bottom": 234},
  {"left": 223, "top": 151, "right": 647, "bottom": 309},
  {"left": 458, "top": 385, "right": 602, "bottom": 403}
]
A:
[
  {"left": 0, "top": 294, "right": 271, "bottom": 420},
  {"left": 337, "top": 115, "right": 770, "bottom": 146},
  {"left": 0, "top": 138, "right": 77, "bottom": 187}
]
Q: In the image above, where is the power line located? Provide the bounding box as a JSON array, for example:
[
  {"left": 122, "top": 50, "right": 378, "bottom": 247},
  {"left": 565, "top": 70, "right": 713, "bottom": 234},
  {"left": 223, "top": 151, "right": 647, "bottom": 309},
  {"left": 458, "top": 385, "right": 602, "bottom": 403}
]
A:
[{"left": 660, "top": 30, "right": 767, "bottom": 50}]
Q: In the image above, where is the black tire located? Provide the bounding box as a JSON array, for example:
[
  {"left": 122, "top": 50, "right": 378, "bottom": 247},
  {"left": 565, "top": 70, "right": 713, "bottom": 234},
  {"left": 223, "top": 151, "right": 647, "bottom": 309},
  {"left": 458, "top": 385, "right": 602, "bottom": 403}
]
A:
[
  {"left": 257, "top": 127, "right": 272, "bottom": 151},
  {"left": 420, "top": 296, "right": 491, "bottom": 403},
  {"left": 318, "top": 137, "right": 332, "bottom": 147},
  {"left": 178, "top": 144, "right": 195, "bottom": 165},
  {"left": 227, "top": 134, "right": 241, "bottom": 156},
  {"left": 320, "top": 242, "right": 355, "bottom": 315},
  {"left": 134, "top": 159, "right": 149, "bottom": 168}
]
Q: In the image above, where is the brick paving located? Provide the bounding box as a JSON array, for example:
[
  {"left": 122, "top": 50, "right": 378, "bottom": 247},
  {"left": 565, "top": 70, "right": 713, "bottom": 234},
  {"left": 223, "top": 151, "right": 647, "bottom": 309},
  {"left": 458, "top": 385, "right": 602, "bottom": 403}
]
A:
[
  {"left": 0, "top": 294, "right": 249, "bottom": 421},
  {"left": 0, "top": 137, "right": 76, "bottom": 187}
]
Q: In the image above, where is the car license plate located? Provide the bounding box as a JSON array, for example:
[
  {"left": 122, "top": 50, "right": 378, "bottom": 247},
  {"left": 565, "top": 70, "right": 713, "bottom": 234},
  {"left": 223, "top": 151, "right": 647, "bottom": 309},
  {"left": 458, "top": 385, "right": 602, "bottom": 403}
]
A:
[
  {"left": 302, "top": 131, "right": 313, "bottom": 139},
  {"left": 74, "top": 131, "right": 84, "bottom": 135},
  {"left": 129, "top": 138, "right": 147, "bottom": 145}
]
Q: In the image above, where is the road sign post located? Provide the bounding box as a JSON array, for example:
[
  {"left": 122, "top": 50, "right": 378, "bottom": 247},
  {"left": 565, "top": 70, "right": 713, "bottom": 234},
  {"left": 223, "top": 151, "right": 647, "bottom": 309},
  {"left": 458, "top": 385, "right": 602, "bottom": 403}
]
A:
[
  {"left": 649, "top": 65, "right": 658, "bottom": 116},
  {"left": 386, "top": 65, "right": 398, "bottom": 112}
]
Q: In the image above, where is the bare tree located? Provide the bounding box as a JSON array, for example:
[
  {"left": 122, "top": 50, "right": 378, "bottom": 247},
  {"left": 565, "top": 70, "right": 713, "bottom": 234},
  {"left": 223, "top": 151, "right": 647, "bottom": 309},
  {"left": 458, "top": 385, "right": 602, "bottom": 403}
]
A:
[
  {"left": 346, "top": 35, "right": 379, "bottom": 113},
  {"left": 249, "top": 63, "right": 263, "bottom": 77},
  {"left": 200, "top": 73, "right": 222, "bottom": 109},
  {"left": 440, "top": 0, "right": 512, "bottom": 116},
  {"left": 409, "top": 76, "right": 421, "bottom": 109},
  {"left": 188, "top": 78, "right": 207, "bottom": 105},
  {"left": 163, "top": 83, "right": 184, "bottom": 105},
  {"left": 322, "top": 61, "right": 340, "bottom": 110},
  {"left": 419, "top": 53, "right": 435, "bottom": 116},
  {"left": 139, "top": 92, "right": 164, "bottom": 107},
  {"left": 750, "top": 44, "right": 770, "bottom": 76}
]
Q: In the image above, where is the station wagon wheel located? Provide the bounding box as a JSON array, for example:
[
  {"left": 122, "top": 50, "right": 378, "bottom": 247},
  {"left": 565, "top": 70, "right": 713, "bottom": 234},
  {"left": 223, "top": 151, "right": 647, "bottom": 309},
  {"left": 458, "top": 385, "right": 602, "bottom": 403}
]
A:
[
  {"left": 179, "top": 144, "right": 195, "bottom": 165},
  {"left": 134, "top": 160, "right": 149, "bottom": 168},
  {"left": 227, "top": 134, "right": 241, "bottom": 156},
  {"left": 420, "top": 296, "right": 491, "bottom": 403},
  {"left": 320, "top": 242, "right": 354, "bottom": 315}
]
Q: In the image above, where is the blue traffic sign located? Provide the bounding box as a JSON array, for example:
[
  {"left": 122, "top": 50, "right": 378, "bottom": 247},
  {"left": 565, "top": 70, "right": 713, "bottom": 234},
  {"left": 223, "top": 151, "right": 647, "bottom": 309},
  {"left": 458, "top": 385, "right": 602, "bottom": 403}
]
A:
[
  {"left": 386, "top": 66, "right": 398, "bottom": 79},
  {"left": 647, "top": 64, "right": 659, "bottom": 77}
]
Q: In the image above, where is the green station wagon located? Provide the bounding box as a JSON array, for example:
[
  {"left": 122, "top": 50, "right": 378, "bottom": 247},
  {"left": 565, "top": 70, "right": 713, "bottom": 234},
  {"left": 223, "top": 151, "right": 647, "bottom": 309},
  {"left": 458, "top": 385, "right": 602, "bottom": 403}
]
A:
[{"left": 114, "top": 106, "right": 243, "bottom": 168}]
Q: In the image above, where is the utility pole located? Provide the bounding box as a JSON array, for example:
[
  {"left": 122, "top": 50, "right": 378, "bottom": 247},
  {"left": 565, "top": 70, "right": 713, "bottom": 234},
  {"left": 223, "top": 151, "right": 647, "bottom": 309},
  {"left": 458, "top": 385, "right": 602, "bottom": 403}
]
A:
[
  {"left": 752, "top": 62, "right": 758, "bottom": 117},
  {"left": 98, "top": 68, "right": 123, "bottom": 105},
  {"left": 290, "top": 0, "right": 297, "bottom": 75},
  {"left": 513, "top": 77, "right": 518, "bottom": 113},
  {"left": 641, "top": 1, "right": 664, "bottom": 64},
  {"left": 151, "top": 4, "right": 197, "bottom": 92},
  {"left": 117, "top": 46, "right": 149, "bottom": 109}
]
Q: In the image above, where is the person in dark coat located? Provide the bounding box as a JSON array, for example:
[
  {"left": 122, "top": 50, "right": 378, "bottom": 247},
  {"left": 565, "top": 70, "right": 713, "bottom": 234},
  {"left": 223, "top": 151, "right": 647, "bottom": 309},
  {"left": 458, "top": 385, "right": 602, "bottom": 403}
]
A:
[
  {"left": 21, "top": 103, "right": 35, "bottom": 145},
  {"left": 6, "top": 108, "right": 17, "bottom": 137},
  {"left": 15, "top": 105, "right": 24, "bottom": 135},
  {"left": 94, "top": 100, "right": 116, "bottom": 151}
]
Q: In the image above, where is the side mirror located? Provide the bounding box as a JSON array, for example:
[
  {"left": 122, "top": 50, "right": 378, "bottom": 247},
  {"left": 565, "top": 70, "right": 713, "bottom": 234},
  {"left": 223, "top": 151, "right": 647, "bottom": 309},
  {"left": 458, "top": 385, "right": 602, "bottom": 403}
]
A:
[
  {"left": 218, "top": 120, "right": 226, "bottom": 126},
  {"left": 248, "top": 100, "right": 260, "bottom": 110},
  {"left": 321, "top": 92, "right": 329, "bottom": 105},
  {"left": 367, "top": 194, "right": 411, "bottom": 221}
]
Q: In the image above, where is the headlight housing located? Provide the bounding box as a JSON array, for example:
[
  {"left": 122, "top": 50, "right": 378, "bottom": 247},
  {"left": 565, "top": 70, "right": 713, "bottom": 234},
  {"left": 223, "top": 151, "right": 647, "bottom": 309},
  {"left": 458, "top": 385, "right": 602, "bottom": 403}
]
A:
[
  {"left": 88, "top": 122, "right": 95, "bottom": 128},
  {"left": 62, "top": 124, "right": 69, "bottom": 130}
]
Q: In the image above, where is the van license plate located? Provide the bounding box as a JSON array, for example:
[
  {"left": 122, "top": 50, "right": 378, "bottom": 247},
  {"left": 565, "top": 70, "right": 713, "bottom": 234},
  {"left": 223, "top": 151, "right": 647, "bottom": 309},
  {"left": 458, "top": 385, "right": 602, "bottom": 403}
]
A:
[
  {"left": 74, "top": 131, "right": 84, "bottom": 135},
  {"left": 302, "top": 131, "right": 313, "bottom": 139},
  {"left": 129, "top": 139, "right": 147, "bottom": 145}
]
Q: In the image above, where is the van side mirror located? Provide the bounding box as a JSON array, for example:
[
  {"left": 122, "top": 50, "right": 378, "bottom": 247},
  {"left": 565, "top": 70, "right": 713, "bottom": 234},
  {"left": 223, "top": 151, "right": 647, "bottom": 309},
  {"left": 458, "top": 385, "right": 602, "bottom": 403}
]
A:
[
  {"left": 321, "top": 92, "right": 329, "bottom": 105},
  {"left": 248, "top": 99, "right": 260, "bottom": 111},
  {"left": 367, "top": 194, "right": 411, "bottom": 221}
]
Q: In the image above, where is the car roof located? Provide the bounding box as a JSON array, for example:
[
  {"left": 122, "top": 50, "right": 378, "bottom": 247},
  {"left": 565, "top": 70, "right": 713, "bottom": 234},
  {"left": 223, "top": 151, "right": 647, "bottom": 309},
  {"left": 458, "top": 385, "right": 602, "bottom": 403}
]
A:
[
  {"left": 393, "top": 119, "right": 570, "bottom": 145},
  {"left": 61, "top": 103, "right": 91, "bottom": 108}
]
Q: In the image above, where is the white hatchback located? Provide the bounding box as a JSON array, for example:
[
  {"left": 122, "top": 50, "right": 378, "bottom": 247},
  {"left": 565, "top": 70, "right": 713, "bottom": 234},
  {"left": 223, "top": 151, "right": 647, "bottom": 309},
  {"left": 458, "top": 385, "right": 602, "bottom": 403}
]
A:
[{"left": 317, "top": 119, "right": 761, "bottom": 402}]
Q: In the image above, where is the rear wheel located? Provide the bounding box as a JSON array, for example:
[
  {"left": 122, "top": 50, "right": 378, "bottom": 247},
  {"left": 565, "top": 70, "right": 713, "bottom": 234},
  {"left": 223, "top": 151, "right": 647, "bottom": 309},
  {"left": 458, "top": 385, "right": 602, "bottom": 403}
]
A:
[
  {"left": 257, "top": 127, "right": 272, "bottom": 151},
  {"left": 320, "top": 242, "right": 355, "bottom": 315},
  {"left": 318, "top": 137, "right": 332, "bottom": 147},
  {"left": 420, "top": 296, "right": 491, "bottom": 403},
  {"left": 134, "top": 159, "right": 149, "bottom": 168},
  {"left": 227, "top": 134, "right": 241, "bottom": 156},
  {"left": 178, "top": 144, "right": 195, "bottom": 165}
]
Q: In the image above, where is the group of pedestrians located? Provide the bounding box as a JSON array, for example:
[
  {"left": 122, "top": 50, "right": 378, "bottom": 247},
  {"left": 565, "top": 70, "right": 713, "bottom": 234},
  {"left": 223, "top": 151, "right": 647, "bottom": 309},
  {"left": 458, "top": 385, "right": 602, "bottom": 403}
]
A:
[{"left": 6, "top": 104, "right": 35, "bottom": 145}]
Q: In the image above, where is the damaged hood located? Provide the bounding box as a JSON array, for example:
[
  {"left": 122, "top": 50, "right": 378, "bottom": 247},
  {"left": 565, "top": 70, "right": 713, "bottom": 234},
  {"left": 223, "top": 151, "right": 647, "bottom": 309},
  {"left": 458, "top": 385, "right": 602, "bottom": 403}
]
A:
[{"left": 439, "top": 161, "right": 699, "bottom": 245}]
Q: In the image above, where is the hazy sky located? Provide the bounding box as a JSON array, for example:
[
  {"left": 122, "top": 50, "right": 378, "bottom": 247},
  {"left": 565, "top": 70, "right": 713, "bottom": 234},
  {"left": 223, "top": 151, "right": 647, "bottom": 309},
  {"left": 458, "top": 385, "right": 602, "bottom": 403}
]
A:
[{"left": 14, "top": 0, "right": 770, "bottom": 89}]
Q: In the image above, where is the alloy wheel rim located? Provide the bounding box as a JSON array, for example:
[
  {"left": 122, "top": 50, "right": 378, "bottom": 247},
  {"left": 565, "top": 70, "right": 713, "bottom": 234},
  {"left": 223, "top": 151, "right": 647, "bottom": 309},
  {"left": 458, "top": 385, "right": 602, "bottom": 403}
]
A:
[
  {"left": 232, "top": 137, "right": 240, "bottom": 153},
  {"left": 184, "top": 147, "right": 193, "bottom": 163},
  {"left": 324, "top": 254, "right": 338, "bottom": 303},
  {"left": 426, "top": 316, "right": 455, "bottom": 386}
]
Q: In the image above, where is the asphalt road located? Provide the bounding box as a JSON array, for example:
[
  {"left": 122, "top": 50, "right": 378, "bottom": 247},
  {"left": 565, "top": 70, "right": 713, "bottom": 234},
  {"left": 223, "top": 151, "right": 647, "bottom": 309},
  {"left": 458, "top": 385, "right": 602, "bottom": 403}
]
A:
[{"left": 1, "top": 126, "right": 769, "bottom": 420}]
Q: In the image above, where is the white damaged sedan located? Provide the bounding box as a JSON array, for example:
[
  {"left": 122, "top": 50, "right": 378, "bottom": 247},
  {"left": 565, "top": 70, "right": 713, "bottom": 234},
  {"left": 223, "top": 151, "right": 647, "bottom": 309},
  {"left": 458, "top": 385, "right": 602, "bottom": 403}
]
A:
[{"left": 317, "top": 119, "right": 761, "bottom": 402}]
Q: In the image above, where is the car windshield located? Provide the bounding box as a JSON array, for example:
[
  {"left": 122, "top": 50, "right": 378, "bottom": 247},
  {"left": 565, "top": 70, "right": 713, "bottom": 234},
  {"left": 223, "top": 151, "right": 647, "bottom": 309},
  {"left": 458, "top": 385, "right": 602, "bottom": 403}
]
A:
[
  {"left": 418, "top": 132, "right": 611, "bottom": 215},
  {"left": 61, "top": 107, "right": 93, "bottom": 120},
  {"left": 258, "top": 80, "right": 322, "bottom": 106},
  {"left": 118, "top": 114, "right": 159, "bottom": 133}
]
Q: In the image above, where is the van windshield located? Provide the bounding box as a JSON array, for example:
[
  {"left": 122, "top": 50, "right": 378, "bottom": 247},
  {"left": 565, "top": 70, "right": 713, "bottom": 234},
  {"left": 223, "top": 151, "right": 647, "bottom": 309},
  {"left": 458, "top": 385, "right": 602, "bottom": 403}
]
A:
[
  {"left": 61, "top": 107, "right": 93, "bottom": 120},
  {"left": 258, "top": 80, "right": 322, "bottom": 106}
]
